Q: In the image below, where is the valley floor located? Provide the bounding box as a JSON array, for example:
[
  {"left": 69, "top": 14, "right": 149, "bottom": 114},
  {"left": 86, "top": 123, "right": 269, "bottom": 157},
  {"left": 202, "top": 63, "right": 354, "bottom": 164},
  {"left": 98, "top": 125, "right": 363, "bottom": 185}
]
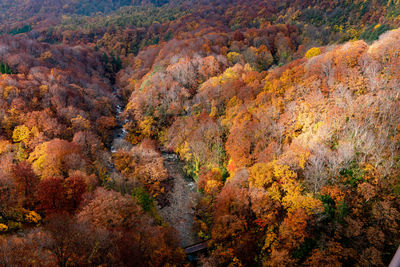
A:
[{"left": 159, "top": 152, "right": 199, "bottom": 248}]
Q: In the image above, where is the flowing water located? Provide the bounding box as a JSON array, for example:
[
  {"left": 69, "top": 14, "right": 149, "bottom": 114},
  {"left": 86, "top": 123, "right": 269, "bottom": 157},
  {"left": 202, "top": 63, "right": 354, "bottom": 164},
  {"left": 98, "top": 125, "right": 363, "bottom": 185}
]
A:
[
  {"left": 159, "top": 152, "right": 199, "bottom": 248},
  {"left": 110, "top": 97, "right": 199, "bottom": 248}
]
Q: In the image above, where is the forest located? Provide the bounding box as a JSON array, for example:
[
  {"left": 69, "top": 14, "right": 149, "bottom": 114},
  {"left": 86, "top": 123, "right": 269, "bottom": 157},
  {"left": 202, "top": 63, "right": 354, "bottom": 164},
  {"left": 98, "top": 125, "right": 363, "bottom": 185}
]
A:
[{"left": 0, "top": 0, "right": 399, "bottom": 266}]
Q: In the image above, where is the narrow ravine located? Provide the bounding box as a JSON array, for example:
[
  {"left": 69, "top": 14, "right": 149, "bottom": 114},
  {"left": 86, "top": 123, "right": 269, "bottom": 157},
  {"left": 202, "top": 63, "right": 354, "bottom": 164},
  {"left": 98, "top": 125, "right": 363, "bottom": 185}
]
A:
[
  {"left": 110, "top": 92, "right": 199, "bottom": 249},
  {"left": 159, "top": 152, "right": 199, "bottom": 248},
  {"left": 111, "top": 96, "right": 129, "bottom": 153}
]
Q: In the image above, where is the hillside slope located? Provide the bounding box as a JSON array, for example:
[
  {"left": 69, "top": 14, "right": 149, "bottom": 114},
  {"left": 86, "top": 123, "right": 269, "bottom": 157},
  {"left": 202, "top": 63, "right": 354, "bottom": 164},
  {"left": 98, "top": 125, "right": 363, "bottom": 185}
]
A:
[
  {"left": 0, "top": 0, "right": 399, "bottom": 266},
  {"left": 119, "top": 27, "right": 400, "bottom": 265}
]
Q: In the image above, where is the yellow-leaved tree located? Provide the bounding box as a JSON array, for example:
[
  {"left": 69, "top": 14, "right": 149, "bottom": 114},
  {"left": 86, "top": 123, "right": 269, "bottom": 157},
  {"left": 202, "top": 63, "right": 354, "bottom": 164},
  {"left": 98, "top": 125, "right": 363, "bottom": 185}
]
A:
[{"left": 305, "top": 47, "right": 321, "bottom": 59}]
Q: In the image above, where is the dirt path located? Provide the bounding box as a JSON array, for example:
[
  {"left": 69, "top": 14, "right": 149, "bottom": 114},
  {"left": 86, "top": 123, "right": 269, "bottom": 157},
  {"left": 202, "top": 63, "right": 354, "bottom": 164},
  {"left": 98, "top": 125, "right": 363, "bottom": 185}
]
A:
[{"left": 159, "top": 153, "right": 199, "bottom": 248}]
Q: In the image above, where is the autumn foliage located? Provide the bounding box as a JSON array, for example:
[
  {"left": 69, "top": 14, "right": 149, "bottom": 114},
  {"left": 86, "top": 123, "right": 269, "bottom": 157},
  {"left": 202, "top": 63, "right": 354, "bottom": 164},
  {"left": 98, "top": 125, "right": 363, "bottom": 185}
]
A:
[{"left": 0, "top": 0, "right": 399, "bottom": 266}]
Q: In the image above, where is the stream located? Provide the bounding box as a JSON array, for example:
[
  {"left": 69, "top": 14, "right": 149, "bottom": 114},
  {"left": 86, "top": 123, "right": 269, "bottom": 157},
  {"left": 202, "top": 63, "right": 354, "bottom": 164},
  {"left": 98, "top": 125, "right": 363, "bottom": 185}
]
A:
[
  {"left": 110, "top": 96, "right": 199, "bottom": 248},
  {"left": 110, "top": 102, "right": 129, "bottom": 153},
  {"left": 159, "top": 151, "right": 199, "bottom": 248}
]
